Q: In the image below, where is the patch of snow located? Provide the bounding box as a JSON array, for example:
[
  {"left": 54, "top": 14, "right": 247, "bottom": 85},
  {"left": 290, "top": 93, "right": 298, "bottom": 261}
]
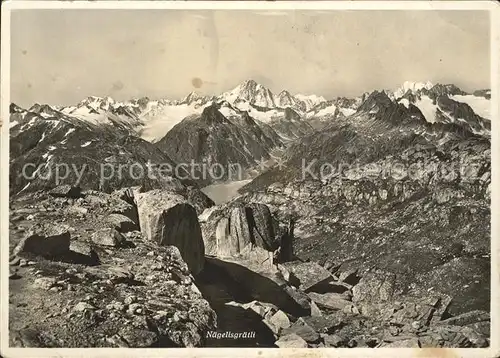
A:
[
  {"left": 451, "top": 95, "right": 491, "bottom": 120},
  {"left": 44, "top": 154, "right": 54, "bottom": 167},
  {"left": 235, "top": 102, "right": 251, "bottom": 111},
  {"left": 295, "top": 94, "right": 327, "bottom": 110},
  {"left": 140, "top": 103, "right": 206, "bottom": 142},
  {"left": 81, "top": 141, "right": 92, "bottom": 147},
  {"left": 315, "top": 104, "right": 337, "bottom": 117},
  {"left": 339, "top": 107, "right": 357, "bottom": 117},
  {"left": 219, "top": 106, "right": 239, "bottom": 118},
  {"left": 248, "top": 108, "right": 282, "bottom": 123},
  {"left": 63, "top": 128, "right": 75, "bottom": 137},
  {"left": 413, "top": 95, "right": 438, "bottom": 123},
  {"left": 39, "top": 129, "right": 52, "bottom": 142},
  {"left": 18, "top": 182, "right": 31, "bottom": 193},
  {"left": 399, "top": 98, "right": 410, "bottom": 109},
  {"left": 20, "top": 117, "right": 39, "bottom": 131},
  {"left": 10, "top": 121, "right": 19, "bottom": 128}
]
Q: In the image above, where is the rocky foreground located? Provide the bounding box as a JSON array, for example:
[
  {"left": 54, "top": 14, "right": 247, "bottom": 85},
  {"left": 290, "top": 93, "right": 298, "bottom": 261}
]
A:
[
  {"left": 9, "top": 185, "right": 216, "bottom": 347},
  {"left": 9, "top": 181, "right": 491, "bottom": 348},
  {"left": 199, "top": 200, "right": 490, "bottom": 348}
]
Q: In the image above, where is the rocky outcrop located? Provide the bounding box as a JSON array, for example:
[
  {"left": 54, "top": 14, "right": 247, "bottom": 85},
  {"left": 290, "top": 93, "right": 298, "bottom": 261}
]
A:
[
  {"left": 91, "top": 228, "right": 126, "bottom": 247},
  {"left": 201, "top": 202, "right": 281, "bottom": 261},
  {"left": 246, "top": 203, "right": 278, "bottom": 251},
  {"left": 13, "top": 223, "right": 71, "bottom": 257},
  {"left": 229, "top": 206, "right": 253, "bottom": 252},
  {"left": 207, "top": 258, "right": 311, "bottom": 317},
  {"left": 10, "top": 241, "right": 217, "bottom": 348},
  {"left": 136, "top": 190, "right": 204, "bottom": 275},
  {"left": 9, "top": 190, "right": 216, "bottom": 348},
  {"left": 215, "top": 218, "right": 240, "bottom": 257}
]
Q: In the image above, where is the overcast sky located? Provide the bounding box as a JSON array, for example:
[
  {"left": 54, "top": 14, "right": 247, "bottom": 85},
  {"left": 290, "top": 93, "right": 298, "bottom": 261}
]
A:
[{"left": 11, "top": 9, "right": 490, "bottom": 107}]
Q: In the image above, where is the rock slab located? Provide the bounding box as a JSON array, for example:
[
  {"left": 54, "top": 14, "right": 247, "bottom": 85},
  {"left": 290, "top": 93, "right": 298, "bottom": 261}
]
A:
[{"left": 137, "top": 190, "right": 205, "bottom": 275}]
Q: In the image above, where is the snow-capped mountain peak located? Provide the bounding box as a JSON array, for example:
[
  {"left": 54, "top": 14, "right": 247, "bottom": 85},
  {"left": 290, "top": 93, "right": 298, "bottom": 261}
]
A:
[
  {"left": 221, "top": 79, "right": 276, "bottom": 108},
  {"left": 295, "top": 94, "right": 327, "bottom": 111},
  {"left": 182, "top": 91, "right": 204, "bottom": 105},
  {"left": 76, "top": 96, "right": 116, "bottom": 112},
  {"left": 393, "top": 81, "right": 434, "bottom": 99},
  {"left": 275, "top": 90, "right": 300, "bottom": 108}
]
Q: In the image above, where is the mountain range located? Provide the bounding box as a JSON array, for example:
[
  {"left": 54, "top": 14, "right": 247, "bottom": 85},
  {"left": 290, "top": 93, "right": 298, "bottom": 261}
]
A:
[
  {"left": 9, "top": 79, "right": 491, "bottom": 192},
  {"left": 8, "top": 78, "right": 493, "bottom": 348}
]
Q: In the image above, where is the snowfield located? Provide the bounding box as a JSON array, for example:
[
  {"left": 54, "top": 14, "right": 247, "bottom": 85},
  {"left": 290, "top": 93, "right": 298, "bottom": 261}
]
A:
[
  {"left": 139, "top": 103, "right": 206, "bottom": 142},
  {"left": 295, "top": 94, "right": 327, "bottom": 111},
  {"left": 314, "top": 105, "right": 337, "bottom": 118},
  {"left": 398, "top": 98, "right": 410, "bottom": 109},
  {"left": 451, "top": 95, "right": 491, "bottom": 120},
  {"left": 233, "top": 102, "right": 282, "bottom": 123},
  {"left": 414, "top": 96, "right": 438, "bottom": 123}
]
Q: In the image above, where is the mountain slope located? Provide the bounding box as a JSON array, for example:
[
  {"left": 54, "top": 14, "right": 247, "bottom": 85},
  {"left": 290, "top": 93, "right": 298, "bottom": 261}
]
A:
[
  {"left": 9, "top": 104, "right": 213, "bottom": 199},
  {"left": 235, "top": 89, "right": 490, "bottom": 318},
  {"left": 155, "top": 103, "right": 284, "bottom": 182}
]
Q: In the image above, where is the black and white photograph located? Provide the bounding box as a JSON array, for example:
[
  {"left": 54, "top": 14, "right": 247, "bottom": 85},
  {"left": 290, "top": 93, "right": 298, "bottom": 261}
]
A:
[{"left": 1, "top": 1, "right": 498, "bottom": 354}]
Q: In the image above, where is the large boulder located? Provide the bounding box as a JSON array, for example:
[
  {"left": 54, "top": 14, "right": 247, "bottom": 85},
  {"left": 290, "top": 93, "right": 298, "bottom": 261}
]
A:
[
  {"left": 91, "top": 228, "right": 126, "bottom": 247},
  {"left": 308, "top": 292, "right": 352, "bottom": 311},
  {"left": 204, "top": 203, "right": 280, "bottom": 260},
  {"left": 137, "top": 190, "right": 205, "bottom": 275},
  {"left": 246, "top": 203, "right": 278, "bottom": 251},
  {"left": 106, "top": 214, "right": 138, "bottom": 233},
  {"left": 279, "top": 261, "right": 333, "bottom": 292},
  {"left": 69, "top": 241, "right": 99, "bottom": 264},
  {"left": 281, "top": 319, "right": 321, "bottom": 343},
  {"left": 229, "top": 206, "right": 252, "bottom": 252},
  {"left": 213, "top": 206, "right": 256, "bottom": 258},
  {"left": 215, "top": 218, "right": 239, "bottom": 257},
  {"left": 13, "top": 223, "right": 71, "bottom": 257}
]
